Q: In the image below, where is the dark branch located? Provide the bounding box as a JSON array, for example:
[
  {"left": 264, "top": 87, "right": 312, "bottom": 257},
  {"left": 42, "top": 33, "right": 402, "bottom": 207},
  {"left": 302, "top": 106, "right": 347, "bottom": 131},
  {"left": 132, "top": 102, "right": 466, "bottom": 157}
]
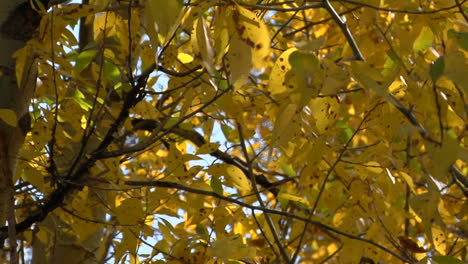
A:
[
  {"left": 131, "top": 118, "right": 279, "bottom": 196},
  {"left": 323, "top": 0, "right": 365, "bottom": 61},
  {"left": 125, "top": 180, "right": 414, "bottom": 264},
  {"left": 339, "top": 0, "right": 467, "bottom": 14}
]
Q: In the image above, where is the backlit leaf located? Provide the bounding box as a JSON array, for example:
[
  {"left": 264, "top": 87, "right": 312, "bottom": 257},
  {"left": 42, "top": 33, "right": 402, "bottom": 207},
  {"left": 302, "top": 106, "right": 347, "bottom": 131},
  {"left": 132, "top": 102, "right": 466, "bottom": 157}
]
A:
[
  {"left": 233, "top": 5, "right": 270, "bottom": 69},
  {"left": 225, "top": 164, "right": 251, "bottom": 193},
  {"left": 269, "top": 48, "right": 296, "bottom": 95},
  {"left": 196, "top": 142, "right": 220, "bottom": 154},
  {"left": 226, "top": 33, "right": 252, "bottom": 90},
  {"left": 75, "top": 49, "right": 97, "bottom": 72},
  {"left": 212, "top": 234, "right": 256, "bottom": 260},
  {"left": 145, "top": 0, "right": 182, "bottom": 38},
  {"left": 413, "top": 26, "right": 433, "bottom": 52}
]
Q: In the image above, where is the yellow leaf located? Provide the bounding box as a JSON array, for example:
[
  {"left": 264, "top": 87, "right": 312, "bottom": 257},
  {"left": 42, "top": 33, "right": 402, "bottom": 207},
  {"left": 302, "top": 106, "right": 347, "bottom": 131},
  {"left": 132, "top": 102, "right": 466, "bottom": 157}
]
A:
[
  {"left": 410, "top": 192, "right": 445, "bottom": 243},
  {"left": 271, "top": 103, "right": 301, "bottom": 148},
  {"left": 192, "top": 17, "right": 215, "bottom": 75},
  {"left": 398, "top": 171, "right": 416, "bottom": 193},
  {"left": 365, "top": 161, "right": 383, "bottom": 175},
  {"left": 426, "top": 135, "right": 458, "bottom": 183},
  {"left": 196, "top": 142, "right": 220, "bottom": 155},
  {"left": 57, "top": 4, "right": 100, "bottom": 19},
  {"left": 22, "top": 165, "right": 45, "bottom": 192},
  {"left": 212, "top": 234, "right": 256, "bottom": 260},
  {"left": 114, "top": 198, "right": 144, "bottom": 225},
  {"left": 431, "top": 225, "right": 446, "bottom": 255},
  {"left": 269, "top": 48, "right": 296, "bottom": 95},
  {"left": 286, "top": 50, "right": 323, "bottom": 105},
  {"left": 158, "top": 221, "right": 176, "bottom": 244},
  {"left": 321, "top": 58, "right": 349, "bottom": 95},
  {"left": 177, "top": 53, "right": 194, "bottom": 64},
  {"left": 278, "top": 193, "right": 310, "bottom": 207},
  {"left": 0, "top": 108, "right": 17, "bottom": 127},
  {"left": 133, "top": 100, "right": 159, "bottom": 119},
  {"left": 145, "top": 0, "right": 182, "bottom": 38},
  {"left": 181, "top": 0, "right": 215, "bottom": 32},
  {"left": 93, "top": 11, "right": 116, "bottom": 38},
  {"left": 12, "top": 47, "right": 27, "bottom": 89},
  {"left": 351, "top": 61, "right": 399, "bottom": 105},
  {"left": 213, "top": 8, "right": 231, "bottom": 65},
  {"left": 226, "top": 33, "right": 252, "bottom": 90},
  {"left": 225, "top": 164, "right": 251, "bottom": 194},
  {"left": 308, "top": 97, "right": 339, "bottom": 133},
  {"left": 233, "top": 5, "right": 270, "bottom": 69}
]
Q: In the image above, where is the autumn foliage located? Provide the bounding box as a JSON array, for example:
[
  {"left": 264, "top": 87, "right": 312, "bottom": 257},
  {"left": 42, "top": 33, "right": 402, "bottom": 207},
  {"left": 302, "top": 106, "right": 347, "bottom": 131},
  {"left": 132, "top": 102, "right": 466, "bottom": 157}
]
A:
[{"left": 0, "top": 0, "right": 467, "bottom": 263}]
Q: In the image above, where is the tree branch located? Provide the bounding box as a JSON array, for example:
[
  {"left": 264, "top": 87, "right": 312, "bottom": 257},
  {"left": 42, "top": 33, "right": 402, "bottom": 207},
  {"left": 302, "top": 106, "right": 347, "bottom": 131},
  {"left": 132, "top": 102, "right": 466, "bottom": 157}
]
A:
[
  {"left": 125, "top": 180, "right": 414, "bottom": 263},
  {"left": 323, "top": 0, "right": 365, "bottom": 61},
  {"left": 130, "top": 118, "right": 280, "bottom": 196},
  {"left": 339, "top": 0, "right": 467, "bottom": 14}
]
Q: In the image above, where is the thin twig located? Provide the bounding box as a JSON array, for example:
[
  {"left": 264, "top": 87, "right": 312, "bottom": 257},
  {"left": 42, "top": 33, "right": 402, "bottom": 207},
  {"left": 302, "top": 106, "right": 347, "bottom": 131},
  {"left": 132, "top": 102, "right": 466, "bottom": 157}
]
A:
[
  {"left": 96, "top": 86, "right": 231, "bottom": 159},
  {"left": 432, "top": 83, "right": 444, "bottom": 141},
  {"left": 237, "top": 122, "right": 291, "bottom": 263},
  {"left": 251, "top": 208, "right": 281, "bottom": 261},
  {"left": 238, "top": 2, "right": 322, "bottom": 12},
  {"left": 455, "top": 0, "right": 468, "bottom": 22},
  {"left": 283, "top": 7, "right": 359, "bottom": 37},
  {"left": 292, "top": 102, "right": 381, "bottom": 263},
  {"left": 129, "top": 118, "right": 279, "bottom": 195}
]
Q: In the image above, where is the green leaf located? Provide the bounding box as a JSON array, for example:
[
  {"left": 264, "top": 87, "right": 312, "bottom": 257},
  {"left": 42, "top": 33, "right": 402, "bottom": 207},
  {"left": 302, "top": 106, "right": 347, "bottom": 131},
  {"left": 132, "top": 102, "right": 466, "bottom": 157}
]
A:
[
  {"left": 432, "top": 256, "right": 465, "bottom": 264},
  {"left": 75, "top": 49, "right": 97, "bottom": 72},
  {"left": 103, "top": 60, "right": 120, "bottom": 83},
  {"left": 413, "top": 26, "right": 434, "bottom": 52},
  {"left": 73, "top": 89, "right": 93, "bottom": 111},
  {"left": 210, "top": 176, "right": 223, "bottom": 195},
  {"left": 196, "top": 224, "right": 209, "bottom": 238},
  {"left": 430, "top": 57, "right": 445, "bottom": 82},
  {"left": 221, "top": 124, "right": 237, "bottom": 143},
  {"left": 447, "top": 29, "right": 468, "bottom": 51},
  {"left": 280, "top": 163, "right": 296, "bottom": 177},
  {"left": 386, "top": 50, "right": 401, "bottom": 63}
]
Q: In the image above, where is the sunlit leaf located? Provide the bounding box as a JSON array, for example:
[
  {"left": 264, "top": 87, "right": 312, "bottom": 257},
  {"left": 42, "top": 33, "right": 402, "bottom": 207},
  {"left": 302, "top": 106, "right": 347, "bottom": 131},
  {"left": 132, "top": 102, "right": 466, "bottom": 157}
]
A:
[
  {"left": 225, "top": 164, "right": 251, "bottom": 193},
  {"left": 233, "top": 5, "right": 270, "bottom": 69},
  {"left": 196, "top": 142, "right": 220, "bottom": 155}
]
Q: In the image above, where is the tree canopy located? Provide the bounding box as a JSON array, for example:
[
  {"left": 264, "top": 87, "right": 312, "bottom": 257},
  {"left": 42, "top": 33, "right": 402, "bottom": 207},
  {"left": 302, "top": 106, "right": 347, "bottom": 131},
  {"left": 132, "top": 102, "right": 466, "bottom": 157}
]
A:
[{"left": 0, "top": 0, "right": 467, "bottom": 263}]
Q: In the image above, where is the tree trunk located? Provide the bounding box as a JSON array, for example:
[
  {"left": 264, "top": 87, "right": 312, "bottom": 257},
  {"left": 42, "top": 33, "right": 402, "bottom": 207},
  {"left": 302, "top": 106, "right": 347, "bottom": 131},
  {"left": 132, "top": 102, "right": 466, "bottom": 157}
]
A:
[{"left": 0, "top": 1, "right": 38, "bottom": 262}]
